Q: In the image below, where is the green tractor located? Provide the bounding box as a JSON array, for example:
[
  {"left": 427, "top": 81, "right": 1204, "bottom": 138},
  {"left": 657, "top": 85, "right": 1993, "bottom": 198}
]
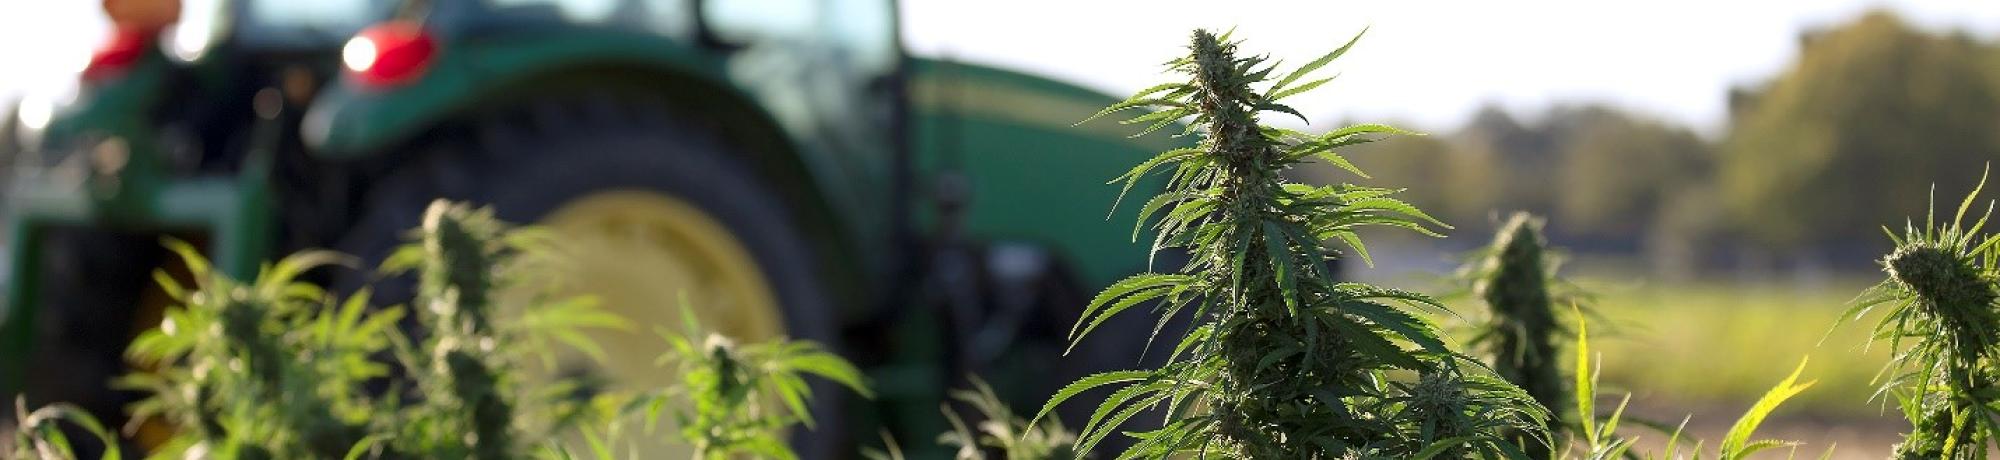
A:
[{"left": 0, "top": 0, "right": 1182, "bottom": 455}]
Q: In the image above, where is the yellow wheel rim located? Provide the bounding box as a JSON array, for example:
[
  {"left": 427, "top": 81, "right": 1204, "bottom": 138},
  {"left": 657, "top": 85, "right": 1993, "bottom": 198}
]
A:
[{"left": 519, "top": 190, "right": 789, "bottom": 455}]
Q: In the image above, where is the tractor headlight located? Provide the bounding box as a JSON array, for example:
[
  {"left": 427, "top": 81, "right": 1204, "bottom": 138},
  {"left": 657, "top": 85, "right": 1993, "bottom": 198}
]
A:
[
  {"left": 166, "top": 0, "right": 229, "bottom": 63},
  {"left": 17, "top": 98, "right": 51, "bottom": 133},
  {"left": 12, "top": 96, "right": 53, "bottom": 156},
  {"left": 11, "top": 90, "right": 76, "bottom": 166}
]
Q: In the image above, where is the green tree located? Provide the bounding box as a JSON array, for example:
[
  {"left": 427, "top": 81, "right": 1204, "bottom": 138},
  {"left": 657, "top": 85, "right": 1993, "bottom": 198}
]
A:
[
  {"left": 1554, "top": 108, "right": 1711, "bottom": 237},
  {"left": 1722, "top": 10, "right": 2000, "bottom": 250},
  {"left": 1308, "top": 104, "right": 1715, "bottom": 249}
]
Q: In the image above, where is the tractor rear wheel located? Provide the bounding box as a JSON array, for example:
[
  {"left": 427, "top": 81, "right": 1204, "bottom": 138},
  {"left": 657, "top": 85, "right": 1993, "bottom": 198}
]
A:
[
  {"left": 11, "top": 230, "right": 162, "bottom": 454},
  {"left": 331, "top": 102, "right": 845, "bottom": 457}
]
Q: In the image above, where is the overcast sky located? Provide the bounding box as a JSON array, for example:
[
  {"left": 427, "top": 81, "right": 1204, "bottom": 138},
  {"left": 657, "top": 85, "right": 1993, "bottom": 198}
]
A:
[{"left": 5, "top": 1, "right": 1998, "bottom": 133}]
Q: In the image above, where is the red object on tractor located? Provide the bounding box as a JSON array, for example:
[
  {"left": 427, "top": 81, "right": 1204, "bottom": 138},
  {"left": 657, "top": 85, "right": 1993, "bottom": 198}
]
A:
[
  {"left": 344, "top": 21, "right": 437, "bottom": 88},
  {"left": 83, "top": 27, "right": 156, "bottom": 82}
]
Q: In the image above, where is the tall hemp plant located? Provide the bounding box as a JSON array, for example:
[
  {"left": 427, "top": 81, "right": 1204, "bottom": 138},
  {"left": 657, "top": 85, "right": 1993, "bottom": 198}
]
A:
[
  {"left": 1036, "top": 29, "right": 1548, "bottom": 458},
  {"left": 1457, "top": 212, "right": 1583, "bottom": 455},
  {"left": 381, "top": 201, "right": 594, "bottom": 458},
  {"left": 1847, "top": 172, "right": 2000, "bottom": 459}
]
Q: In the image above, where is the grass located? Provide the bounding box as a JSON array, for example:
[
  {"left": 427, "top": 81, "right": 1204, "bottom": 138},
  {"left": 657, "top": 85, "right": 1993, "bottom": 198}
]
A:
[
  {"left": 1569, "top": 307, "right": 1823, "bottom": 460},
  {"left": 1443, "top": 212, "right": 1834, "bottom": 458},
  {"left": 1436, "top": 276, "right": 1889, "bottom": 418}
]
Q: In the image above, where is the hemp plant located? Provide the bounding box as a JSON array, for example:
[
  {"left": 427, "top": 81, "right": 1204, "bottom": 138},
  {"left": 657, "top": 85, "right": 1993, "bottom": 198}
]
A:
[
  {"left": 623, "top": 305, "right": 869, "bottom": 460},
  {"left": 376, "top": 201, "right": 611, "bottom": 458},
  {"left": 1036, "top": 29, "right": 1548, "bottom": 458},
  {"left": 9, "top": 400, "right": 120, "bottom": 460},
  {"left": 113, "top": 200, "right": 622, "bottom": 459},
  {"left": 1455, "top": 212, "right": 1590, "bottom": 455},
  {"left": 1845, "top": 172, "right": 2000, "bottom": 459},
  {"left": 938, "top": 378, "right": 1080, "bottom": 460},
  {"left": 118, "top": 241, "right": 390, "bottom": 458},
  {"left": 858, "top": 377, "right": 1079, "bottom": 460}
]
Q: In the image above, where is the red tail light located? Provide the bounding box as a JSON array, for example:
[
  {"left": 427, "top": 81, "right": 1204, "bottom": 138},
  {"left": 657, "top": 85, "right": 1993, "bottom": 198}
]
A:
[
  {"left": 343, "top": 21, "right": 436, "bottom": 88},
  {"left": 83, "top": 27, "right": 156, "bottom": 82}
]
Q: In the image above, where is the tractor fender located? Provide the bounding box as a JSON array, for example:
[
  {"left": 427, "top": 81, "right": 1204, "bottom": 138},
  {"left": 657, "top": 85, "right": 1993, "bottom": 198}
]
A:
[
  {"left": 304, "top": 30, "right": 746, "bottom": 160},
  {"left": 301, "top": 30, "right": 870, "bottom": 310},
  {"left": 907, "top": 59, "right": 1187, "bottom": 290}
]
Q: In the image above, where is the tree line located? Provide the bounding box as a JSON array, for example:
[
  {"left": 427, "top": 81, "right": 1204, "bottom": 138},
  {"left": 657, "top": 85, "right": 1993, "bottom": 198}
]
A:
[{"left": 1299, "top": 10, "right": 2000, "bottom": 277}]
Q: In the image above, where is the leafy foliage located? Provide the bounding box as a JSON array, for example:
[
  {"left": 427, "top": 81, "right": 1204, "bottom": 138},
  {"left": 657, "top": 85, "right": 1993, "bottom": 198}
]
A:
[
  {"left": 110, "top": 200, "right": 623, "bottom": 459},
  {"left": 1844, "top": 172, "right": 2000, "bottom": 459},
  {"left": 1455, "top": 212, "right": 1590, "bottom": 457},
  {"left": 1430, "top": 9, "right": 2000, "bottom": 266},
  {"left": 1039, "top": 28, "right": 1548, "bottom": 458},
  {"left": 10, "top": 399, "right": 121, "bottom": 460},
  {"left": 939, "top": 378, "right": 1080, "bottom": 460},
  {"left": 615, "top": 304, "right": 871, "bottom": 460},
  {"left": 119, "top": 241, "right": 392, "bottom": 458},
  {"left": 1456, "top": 212, "right": 1576, "bottom": 420},
  {"left": 1723, "top": 11, "right": 2000, "bottom": 249},
  {"left": 13, "top": 199, "right": 866, "bottom": 460},
  {"left": 859, "top": 377, "right": 1079, "bottom": 460},
  {"left": 378, "top": 201, "right": 625, "bottom": 458},
  {"left": 1568, "top": 308, "right": 1822, "bottom": 460}
]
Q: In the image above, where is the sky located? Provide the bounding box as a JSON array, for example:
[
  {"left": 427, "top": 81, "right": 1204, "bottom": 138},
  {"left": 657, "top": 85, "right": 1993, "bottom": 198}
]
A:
[
  {"left": 903, "top": 1, "right": 2000, "bottom": 134},
  {"left": 4, "top": 1, "right": 1998, "bottom": 134}
]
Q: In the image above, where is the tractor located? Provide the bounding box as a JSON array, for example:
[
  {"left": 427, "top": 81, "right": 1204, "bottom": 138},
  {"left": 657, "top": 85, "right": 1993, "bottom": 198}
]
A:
[{"left": 0, "top": 0, "right": 1184, "bottom": 456}]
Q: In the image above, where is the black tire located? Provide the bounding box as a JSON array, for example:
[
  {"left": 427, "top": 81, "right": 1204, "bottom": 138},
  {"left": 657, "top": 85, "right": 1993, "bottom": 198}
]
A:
[
  {"left": 13, "top": 230, "right": 161, "bottom": 455},
  {"left": 328, "top": 101, "right": 848, "bottom": 456}
]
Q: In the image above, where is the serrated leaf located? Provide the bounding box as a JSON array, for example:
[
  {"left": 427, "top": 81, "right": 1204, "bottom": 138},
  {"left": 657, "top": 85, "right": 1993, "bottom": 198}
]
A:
[
  {"left": 1720, "top": 357, "right": 1816, "bottom": 460},
  {"left": 1031, "top": 370, "right": 1153, "bottom": 429},
  {"left": 1270, "top": 28, "right": 1368, "bottom": 93}
]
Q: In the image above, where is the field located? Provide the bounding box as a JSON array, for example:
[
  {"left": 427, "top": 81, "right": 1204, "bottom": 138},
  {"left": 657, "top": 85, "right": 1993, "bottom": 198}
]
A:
[
  {"left": 1572, "top": 278, "right": 1902, "bottom": 457},
  {"left": 1583, "top": 280, "right": 1885, "bottom": 412},
  {"left": 1358, "top": 232, "right": 1921, "bottom": 456},
  {"left": 1377, "top": 274, "right": 1902, "bottom": 457}
]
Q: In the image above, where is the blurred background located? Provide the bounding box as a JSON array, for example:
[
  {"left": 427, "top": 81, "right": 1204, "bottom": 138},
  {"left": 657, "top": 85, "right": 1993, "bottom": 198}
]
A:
[
  {"left": 9, "top": 0, "right": 2000, "bottom": 457},
  {"left": 906, "top": 2, "right": 2000, "bottom": 457}
]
